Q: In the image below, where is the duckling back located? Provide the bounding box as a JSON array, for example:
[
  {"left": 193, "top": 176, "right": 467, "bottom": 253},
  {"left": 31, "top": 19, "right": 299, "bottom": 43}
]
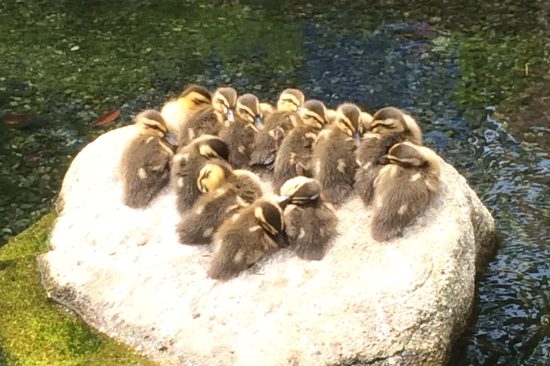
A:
[
  {"left": 370, "top": 143, "right": 440, "bottom": 241},
  {"left": 208, "top": 198, "right": 286, "bottom": 280},
  {"left": 311, "top": 125, "right": 358, "bottom": 205},
  {"left": 272, "top": 125, "right": 318, "bottom": 193},
  {"left": 120, "top": 135, "right": 173, "bottom": 208},
  {"left": 284, "top": 201, "right": 337, "bottom": 260}
]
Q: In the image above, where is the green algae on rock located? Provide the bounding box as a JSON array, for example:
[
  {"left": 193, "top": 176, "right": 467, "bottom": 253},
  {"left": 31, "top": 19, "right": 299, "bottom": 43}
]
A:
[{"left": 0, "top": 214, "right": 156, "bottom": 366}]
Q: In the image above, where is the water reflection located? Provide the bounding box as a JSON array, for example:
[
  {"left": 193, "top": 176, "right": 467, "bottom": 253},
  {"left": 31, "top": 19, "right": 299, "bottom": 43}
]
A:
[{"left": 1, "top": 0, "right": 549, "bottom": 364}]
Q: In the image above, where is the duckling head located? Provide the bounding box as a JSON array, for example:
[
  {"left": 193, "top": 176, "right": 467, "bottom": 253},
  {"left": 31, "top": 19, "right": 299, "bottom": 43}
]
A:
[
  {"left": 212, "top": 87, "right": 238, "bottom": 122},
  {"left": 370, "top": 106, "right": 409, "bottom": 135},
  {"left": 192, "top": 135, "right": 230, "bottom": 161},
  {"left": 334, "top": 103, "right": 364, "bottom": 146},
  {"left": 178, "top": 84, "right": 212, "bottom": 111},
  {"left": 386, "top": 141, "right": 439, "bottom": 172},
  {"left": 135, "top": 109, "right": 174, "bottom": 140},
  {"left": 299, "top": 100, "right": 328, "bottom": 130},
  {"left": 196, "top": 162, "right": 229, "bottom": 193},
  {"left": 235, "top": 93, "right": 263, "bottom": 131},
  {"left": 254, "top": 198, "right": 288, "bottom": 248},
  {"left": 276, "top": 88, "right": 305, "bottom": 112},
  {"left": 279, "top": 176, "right": 321, "bottom": 205}
]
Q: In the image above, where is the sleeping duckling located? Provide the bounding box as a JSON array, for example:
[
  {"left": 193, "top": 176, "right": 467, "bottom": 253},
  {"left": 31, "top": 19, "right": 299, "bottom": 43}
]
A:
[
  {"left": 171, "top": 135, "right": 230, "bottom": 213},
  {"left": 355, "top": 106, "right": 423, "bottom": 206},
  {"left": 370, "top": 141, "right": 441, "bottom": 241},
  {"left": 120, "top": 110, "right": 176, "bottom": 208},
  {"left": 177, "top": 163, "right": 262, "bottom": 245},
  {"left": 160, "top": 84, "right": 212, "bottom": 139},
  {"left": 272, "top": 99, "right": 328, "bottom": 193},
  {"left": 218, "top": 93, "right": 263, "bottom": 168},
  {"left": 279, "top": 176, "right": 337, "bottom": 260},
  {"left": 311, "top": 103, "right": 365, "bottom": 205},
  {"left": 208, "top": 196, "right": 288, "bottom": 280},
  {"left": 249, "top": 88, "right": 305, "bottom": 168},
  {"left": 178, "top": 87, "right": 237, "bottom": 146}
]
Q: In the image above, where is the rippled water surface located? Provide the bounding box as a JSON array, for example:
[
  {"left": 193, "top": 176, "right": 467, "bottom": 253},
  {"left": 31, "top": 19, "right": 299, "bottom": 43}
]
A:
[{"left": 1, "top": 0, "right": 549, "bottom": 364}]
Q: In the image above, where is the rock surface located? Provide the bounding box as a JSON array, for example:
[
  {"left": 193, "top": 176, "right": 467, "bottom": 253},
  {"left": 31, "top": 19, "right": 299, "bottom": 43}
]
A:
[{"left": 39, "top": 126, "right": 496, "bottom": 366}]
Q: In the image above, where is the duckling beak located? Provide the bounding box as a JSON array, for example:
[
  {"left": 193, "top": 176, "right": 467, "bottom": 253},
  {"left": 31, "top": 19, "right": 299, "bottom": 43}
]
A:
[
  {"left": 226, "top": 110, "right": 234, "bottom": 122},
  {"left": 353, "top": 131, "right": 362, "bottom": 147},
  {"left": 275, "top": 231, "right": 289, "bottom": 248},
  {"left": 254, "top": 116, "right": 264, "bottom": 130},
  {"left": 164, "top": 132, "right": 178, "bottom": 146}
]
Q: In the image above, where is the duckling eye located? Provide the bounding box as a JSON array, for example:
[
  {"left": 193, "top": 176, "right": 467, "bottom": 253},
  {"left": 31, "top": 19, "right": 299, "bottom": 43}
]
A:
[{"left": 239, "top": 108, "right": 254, "bottom": 119}]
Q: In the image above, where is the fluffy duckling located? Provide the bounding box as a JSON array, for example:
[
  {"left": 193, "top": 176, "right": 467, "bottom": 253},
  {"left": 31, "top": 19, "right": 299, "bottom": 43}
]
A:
[
  {"left": 160, "top": 84, "right": 212, "bottom": 139},
  {"left": 178, "top": 87, "right": 237, "bottom": 146},
  {"left": 177, "top": 163, "right": 262, "bottom": 245},
  {"left": 355, "top": 107, "right": 423, "bottom": 206},
  {"left": 120, "top": 110, "right": 176, "bottom": 208},
  {"left": 171, "top": 135, "right": 230, "bottom": 213},
  {"left": 208, "top": 196, "right": 288, "bottom": 280},
  {"left": 218, "top": 93, "right": 263, "bottom": 168},
  {"left": 279, "top": 176, "right": 337, "bottom": 260},
  {"left": 272, "top": 99, "right": 328, "bottom": 193},
  {"left": 249, "top": 88, "right": 305, "bottom": 168},
  {"left": 311, "top": 103, "right": 365, "bottom": 205},
  {"left": 370, "top": 141, "right": 441, "bottom": 241}
]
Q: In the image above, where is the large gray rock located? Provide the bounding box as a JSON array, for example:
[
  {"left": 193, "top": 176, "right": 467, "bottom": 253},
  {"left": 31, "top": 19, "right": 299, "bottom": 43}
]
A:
[{"left": 39, "top": 126, "right": 496, "bottom": 365}]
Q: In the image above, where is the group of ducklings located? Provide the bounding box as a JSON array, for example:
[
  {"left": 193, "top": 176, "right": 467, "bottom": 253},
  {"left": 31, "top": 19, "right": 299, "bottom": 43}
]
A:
[{"left": 119, "top": 84, "right": 442, "bottom": 279}]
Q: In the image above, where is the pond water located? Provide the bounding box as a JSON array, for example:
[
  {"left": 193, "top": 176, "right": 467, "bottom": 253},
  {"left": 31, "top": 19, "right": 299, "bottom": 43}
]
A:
[{"left": 1, "top": 0, "right": 549, "bottom": 364}]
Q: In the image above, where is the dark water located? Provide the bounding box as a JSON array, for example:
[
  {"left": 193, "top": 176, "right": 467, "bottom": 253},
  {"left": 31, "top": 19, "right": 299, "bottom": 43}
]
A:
[{"left": 1, "top": 0, "right": 549, "bottom": 364}]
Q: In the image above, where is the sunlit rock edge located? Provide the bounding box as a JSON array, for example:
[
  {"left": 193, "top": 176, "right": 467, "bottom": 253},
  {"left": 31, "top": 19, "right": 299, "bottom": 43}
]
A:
[{"left": 38, "top": 126, "right": 496, "bottom": 366}]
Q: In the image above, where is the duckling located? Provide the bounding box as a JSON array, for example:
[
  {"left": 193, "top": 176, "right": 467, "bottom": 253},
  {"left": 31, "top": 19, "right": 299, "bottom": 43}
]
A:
[
  {"left": 120, "top": 110, "right": 176, "bottom": 208},
  {"left": 249, "top": 88, "right": 305, "bottom": 168},
  {"left": 370, "top": 141, "right": 441, "bottom": 241},
  {"left": 311, "top": 103, "right": 365, "bottom": 205},
  {"left": 272, "top": 99, "right": 328, "bottom": 193},
  {"left": 160, "top": 84, "right": 212, "bottom": 139},
  {"left": 279, "top": 176, "right": 337, "bottom": 260},
  {"left": 177, "top": 163, "right": 262, "bottom": 245},
  {"left": 171, "top": 135, "right": 230, "bottom": 213},
  {"left": 208, "top": 196, "right": 288, "bottom": 280},
  {"left": 218, "top": 93, "right": 263, "bottom": 168},
  {"left": 355, "top": 106, "right": 423, "bottom": 206},
  {"left": 178, "top": 87, "right": 237, "bottom": 146}
]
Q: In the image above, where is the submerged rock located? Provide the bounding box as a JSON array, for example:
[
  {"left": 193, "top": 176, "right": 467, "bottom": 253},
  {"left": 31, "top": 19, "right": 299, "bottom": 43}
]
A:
[{"left": 39, "top": 126, "right": 496, "bottom": 365}]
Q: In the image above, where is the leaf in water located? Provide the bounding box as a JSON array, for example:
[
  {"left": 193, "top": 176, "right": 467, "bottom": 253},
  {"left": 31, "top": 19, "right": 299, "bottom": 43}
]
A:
[
  {"left": 95, "top": 109, "right": 121, "bottom": 126},
  {"left": 2, "top": 113, "right": 35, "bottom": 126}
]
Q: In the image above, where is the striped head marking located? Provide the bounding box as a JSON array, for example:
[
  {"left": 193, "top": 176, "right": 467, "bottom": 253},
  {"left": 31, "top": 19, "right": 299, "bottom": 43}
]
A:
[
  {"left": 178, "top": 84, "right": 212, "bottom": 110},
  {"left": 212, "top": 87, "right": 238, "bottom": 120},
  {"left": 370, "top": 106, "right": 408, "bottom": 135},
  {"left": 335, "top": 103, "right": 364, "bottom": 144},
  {"left": 236, "top": 94, "right": 263, "bottom": 130},
  {"left": 299, "top": 99, "right": 328, "bottom": 130},
  {"left": 387, "top": 141, "right": 430, "bottom": 168},
  {"left": 277, "top": 88, "right": 305, "bottom": 112},
  {"left": 135, "top": 109, "right": 168, "bottom": 137},
  {"left": 195, "top": 135, "right": 230, "bottom": 161},
  {"left": 196, "top": 163, "right": 227, "bottom": 193},
  {"left": 254, "top": 199, "right": 288, "bottom": 248},
  {"left": 280, "top": 176, "right": 321, "bottom": 205}
]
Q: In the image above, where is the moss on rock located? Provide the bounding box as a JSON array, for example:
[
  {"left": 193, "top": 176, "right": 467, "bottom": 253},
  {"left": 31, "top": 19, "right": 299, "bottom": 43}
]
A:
[{"left": 0, "top": 214, "right": 156, "bottom": 366}]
